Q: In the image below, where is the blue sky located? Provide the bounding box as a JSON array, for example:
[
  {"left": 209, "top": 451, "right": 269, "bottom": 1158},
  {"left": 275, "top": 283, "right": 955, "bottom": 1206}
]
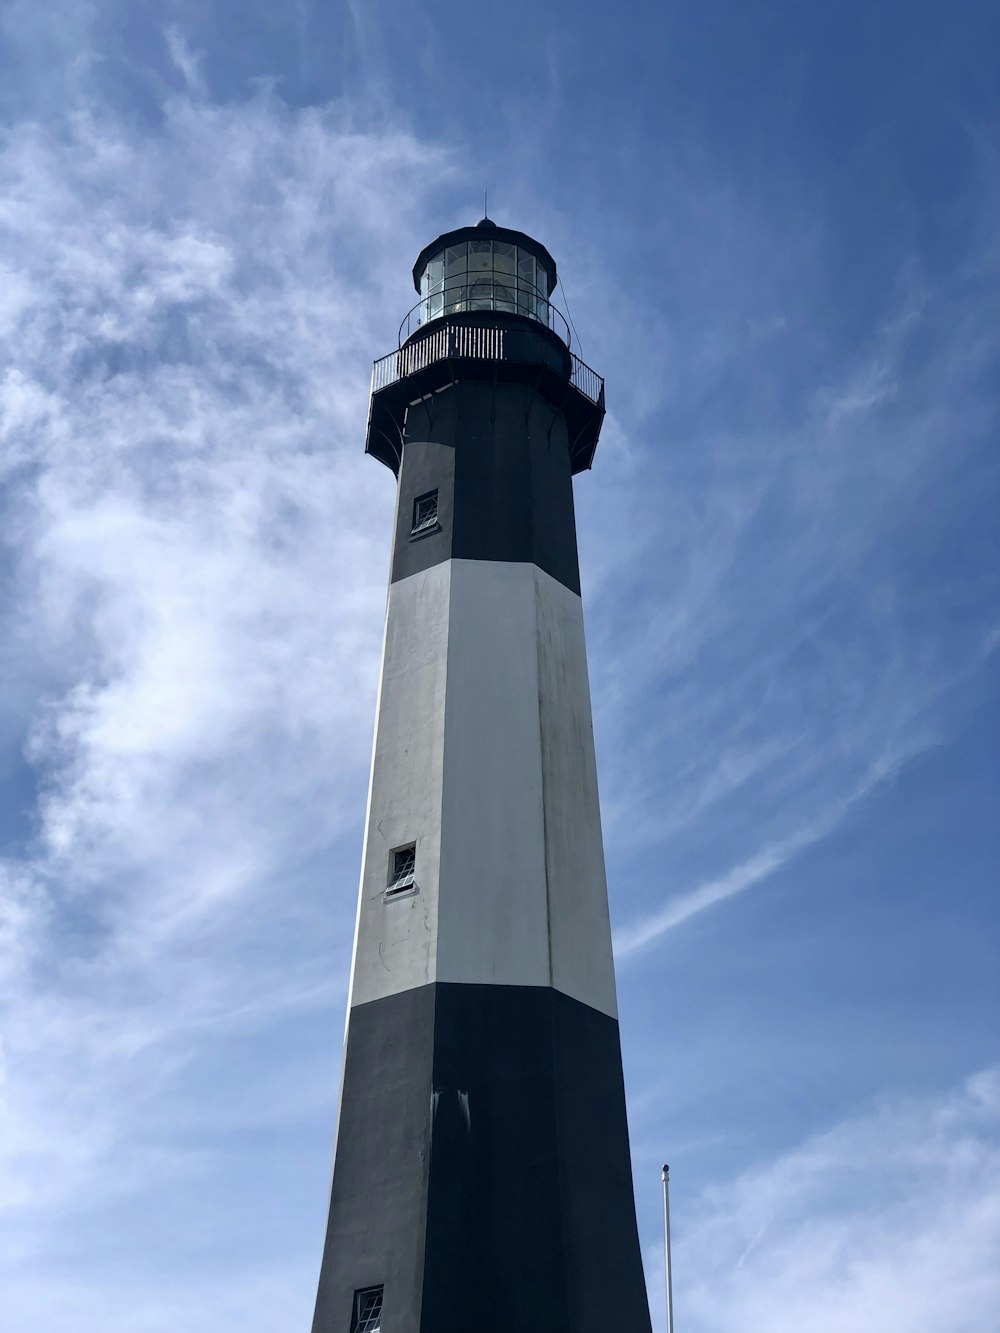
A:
[{"left": 0, "top": 1, "right": 997, "bottom": 1329}]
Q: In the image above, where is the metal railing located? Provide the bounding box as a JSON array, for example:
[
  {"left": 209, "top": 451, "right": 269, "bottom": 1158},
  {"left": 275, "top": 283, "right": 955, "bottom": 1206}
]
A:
[
  {"left": 569, "top": 358, "right": 604, "bottom": 406},
  {"left": 370, "top": 320, "right": 604, "bottom": 407},
  {"left": 398, "top": 285, "right": 572, "bottom": 348}
]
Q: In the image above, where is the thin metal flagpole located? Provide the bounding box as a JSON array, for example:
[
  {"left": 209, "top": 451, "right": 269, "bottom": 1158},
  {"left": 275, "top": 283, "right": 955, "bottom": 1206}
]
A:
[{"left": 662, "top": 1164, "right": 675, "bottom": 1333}]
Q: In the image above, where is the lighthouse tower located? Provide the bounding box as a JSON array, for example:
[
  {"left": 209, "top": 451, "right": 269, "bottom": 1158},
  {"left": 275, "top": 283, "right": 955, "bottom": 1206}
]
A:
[{"left": 311, "top": 219, "right": 652, "bottom": 1333}]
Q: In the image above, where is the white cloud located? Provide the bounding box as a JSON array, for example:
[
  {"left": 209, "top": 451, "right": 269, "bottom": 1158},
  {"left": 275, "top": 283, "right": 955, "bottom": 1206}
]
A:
[
  {"left": 0, "top": 42, "right": 455, "bottom": 1311},
  {"left": 165, "top": 26, "right": 206, "bottom": 96},
  {"left": 667, "top": 1069, "right": 1000, "bottom": 1333},
  {"left": 610, "top": 608, "right": 997, "bottom": 956},
  {"left": 0, "top": 11, "right": 997, "bottom": 1329},
  {"left": 613, "top": 745, "right": 915, "bottom": 957},
  {"left": 571, "top": 185, "right": 1000, "bottom": 955}
]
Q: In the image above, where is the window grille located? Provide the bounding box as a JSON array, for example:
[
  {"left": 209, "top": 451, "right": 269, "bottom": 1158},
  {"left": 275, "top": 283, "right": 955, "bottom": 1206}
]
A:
[
  {"left": 411, "top": 490, "right": 439, "bottom": 536},
  {"left": 351, "top": 1286, "right": 383, "bottom": 1333},
  {"left": 386, "top": 844, "right": 416, "bottom": 896}
]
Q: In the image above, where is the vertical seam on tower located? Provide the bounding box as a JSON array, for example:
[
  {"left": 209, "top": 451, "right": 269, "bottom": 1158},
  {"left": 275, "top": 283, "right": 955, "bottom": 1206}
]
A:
[
  {"left": 529, "top": 423, "right": 556, "bottom": 991},
  {"left": 432, "top": 558, "right": 453, "bottom": 990},
  {"left": 537, "top": 609, "right": 554, "bottom": 992}
]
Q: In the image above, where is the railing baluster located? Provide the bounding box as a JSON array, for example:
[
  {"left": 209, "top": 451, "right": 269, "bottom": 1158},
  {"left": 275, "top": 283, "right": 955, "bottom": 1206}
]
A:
[{"left": 374, "top": 323, "right": 603, "bottom": 406}]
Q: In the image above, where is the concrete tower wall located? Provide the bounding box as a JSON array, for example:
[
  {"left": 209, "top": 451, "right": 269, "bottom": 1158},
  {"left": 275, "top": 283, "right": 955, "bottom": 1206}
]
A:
[
  {"left": 312, "top": 376, "right": 650, "bottom": 1332},
  {"left": 350, "top": 557, "right": 617, "bottom": 1016}
]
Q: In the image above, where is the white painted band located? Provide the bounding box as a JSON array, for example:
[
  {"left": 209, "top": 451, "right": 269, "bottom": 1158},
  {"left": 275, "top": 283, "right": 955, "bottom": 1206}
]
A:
[{"left": 348, "top": 559, "right": 618, "bottom": 1019}]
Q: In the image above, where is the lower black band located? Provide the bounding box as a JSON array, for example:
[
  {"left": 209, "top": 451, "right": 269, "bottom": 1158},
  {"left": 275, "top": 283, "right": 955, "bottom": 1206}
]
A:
[{"left": 311, "top": 982, "right": 651, "bottom": 1333}]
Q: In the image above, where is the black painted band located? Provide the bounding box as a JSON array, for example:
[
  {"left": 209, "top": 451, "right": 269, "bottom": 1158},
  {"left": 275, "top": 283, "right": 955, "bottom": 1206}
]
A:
[
  {"left": 389, "top": 381, "right": 582, "bottom": 596},
  {"left": 311, "top": 982, "right": 651, "bottom": 1333}
]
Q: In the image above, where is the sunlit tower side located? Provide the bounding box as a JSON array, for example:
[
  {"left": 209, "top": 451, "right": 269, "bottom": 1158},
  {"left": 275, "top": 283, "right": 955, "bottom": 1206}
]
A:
[{"left": 311, "top": 217, "right": 652, "bottom": 1333}]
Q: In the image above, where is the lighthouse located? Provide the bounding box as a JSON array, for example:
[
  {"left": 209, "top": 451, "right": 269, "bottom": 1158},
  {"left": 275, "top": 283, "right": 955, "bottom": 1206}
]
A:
[{"left": 311, "top": 218, "right": 652, "bottom": 1333}]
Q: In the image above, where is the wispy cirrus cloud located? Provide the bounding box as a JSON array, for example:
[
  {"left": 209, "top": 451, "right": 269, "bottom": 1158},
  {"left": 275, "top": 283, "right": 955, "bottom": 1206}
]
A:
[
  {"left": 666, "top": 1068, "right": 1000, "bottom": 1333},
  {"left": 1, "top": 5, "right": 997, "bottom": 1329},
  {"left": 571, "top": 152, "right": 1000, "bottom": 948},
  {"left": 612, "top": 623, "right": 998, "bottom": 957},
  {"left": 0, "top": 47, "right": 454, "bottom": 1319},
  {"left": 614, "top": 742, "right": 921, "bottom": 957}
]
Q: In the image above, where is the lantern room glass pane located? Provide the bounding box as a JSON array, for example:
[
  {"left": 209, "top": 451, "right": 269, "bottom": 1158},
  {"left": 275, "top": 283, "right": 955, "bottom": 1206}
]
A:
[
  {"left": 443, "top": 284, "right": 466, "bottom": 314},
  {"left": 494, "top": 243, "right": 516, "bottom": 277},
  {"left": 422, "top": 256, "right": 443, "bottom": 294},
  {"left": 516, "top": 249, "right": 535, "bottom": 316},
  {"left": 468, "top": 278, "right": 493, "bottom": 310},
  {"left": 469, "top": 239, "right": 493, "bottom": 274},
  {"left": 444, "top": 243, "right": 468, "bottom": 280},
  {"left": 494, "top": 283, "right": 517, "bottom": 313},
  {"left": 416, "top": 237, "right": 558, "bottom": 334}
]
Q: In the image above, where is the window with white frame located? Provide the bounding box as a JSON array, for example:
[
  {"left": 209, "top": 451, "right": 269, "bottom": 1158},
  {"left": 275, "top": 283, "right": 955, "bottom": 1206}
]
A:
[
  {"left": 386, "top": 844, "right": 416, "bottom": 897},
  {"left": 351, "top": 1285, "right": 383, "bottom": 1333},
  {"left": 410, "top": 489, "right": 439, "bottom": 537}
]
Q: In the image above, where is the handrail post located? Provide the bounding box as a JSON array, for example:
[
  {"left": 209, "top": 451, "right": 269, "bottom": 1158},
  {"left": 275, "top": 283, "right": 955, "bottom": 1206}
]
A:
[{"left": 662, "top": 1164, "right": 674, "bottom": 1333}]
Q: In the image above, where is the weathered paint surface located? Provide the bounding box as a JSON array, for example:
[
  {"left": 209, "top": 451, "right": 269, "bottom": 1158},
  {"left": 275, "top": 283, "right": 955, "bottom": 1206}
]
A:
[
  {"left": 437, "top": 559, "right": 551, "bottom": 992},
  {"left": 311, "top": 983, "right": 651, "bottom": 1333},
  {"left": 314, "top": 241, "right": 649, "bottom": 1333},
  {"left": 534, "top": 567, "right": 618, "bottom": 1015},
  {"left": 349, "top": 558, "right": 617, "bottom": 1019},
  {"left": 349, "top": 560, "right": 450, "bottom": 1006}
]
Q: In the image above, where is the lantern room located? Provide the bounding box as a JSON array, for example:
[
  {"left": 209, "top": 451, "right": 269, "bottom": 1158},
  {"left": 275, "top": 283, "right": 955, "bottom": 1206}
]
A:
[
  {"left": 410, "top": 216, "right": 561, "bottom": 337},
  {"left": 365, "top": 216, "right": 605, "bottom": 476}
]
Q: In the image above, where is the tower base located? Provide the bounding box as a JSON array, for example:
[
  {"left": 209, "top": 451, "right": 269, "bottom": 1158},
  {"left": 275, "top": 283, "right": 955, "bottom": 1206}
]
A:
[{"left": 312, "top": 982, "right": 652, "bottom": 1333}]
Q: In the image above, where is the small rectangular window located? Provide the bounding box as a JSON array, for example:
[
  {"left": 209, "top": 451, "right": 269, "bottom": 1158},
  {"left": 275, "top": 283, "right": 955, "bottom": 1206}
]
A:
[
  {"left": 351, "top": 1286, "right": 383, "bottom": 1333},
  {"left": 386, "top": 844, "right": 416, "bottom": 897},
  {"left": 410, "top": 489, "right": 440, "bottom": 537}
]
